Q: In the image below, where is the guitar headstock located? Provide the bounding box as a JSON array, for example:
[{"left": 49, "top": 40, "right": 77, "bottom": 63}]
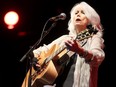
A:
[
  {"left": 87, "top": 24, "right": 98, "bottom": 34},
  {"left": 76, "top": 24, "right": 98, "bottom": 41}
]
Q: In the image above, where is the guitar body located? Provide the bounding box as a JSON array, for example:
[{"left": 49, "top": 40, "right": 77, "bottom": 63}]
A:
[
  {"left": 21, "top": 61, "right": 58, "bottom": 87},
  {"left": 21, "top": 44, "right": 68, "bottom": 87}
]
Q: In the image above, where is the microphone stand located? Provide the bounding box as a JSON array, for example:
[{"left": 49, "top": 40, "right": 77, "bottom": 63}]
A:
[{"left": 20, "top": 20, "right": 57, "bottom": 87}]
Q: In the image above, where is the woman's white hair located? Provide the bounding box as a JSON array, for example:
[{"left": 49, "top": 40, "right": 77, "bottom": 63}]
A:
[{"left": 68, "top": 1, "right": 103, "bottom": 36}]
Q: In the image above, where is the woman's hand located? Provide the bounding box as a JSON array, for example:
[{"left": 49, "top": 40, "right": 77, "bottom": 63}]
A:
[{"left": 64, "top": 38, "right": 84, "bottom": 54}]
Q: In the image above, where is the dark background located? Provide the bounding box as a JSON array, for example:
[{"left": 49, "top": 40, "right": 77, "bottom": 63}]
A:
[{"left": 0, "top": 0, "right": 115, "bottom": 87}]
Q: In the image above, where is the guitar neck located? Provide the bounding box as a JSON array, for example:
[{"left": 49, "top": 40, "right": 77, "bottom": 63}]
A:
[{"left": 44, "top": 45, "right": 67, "bottom": 64}]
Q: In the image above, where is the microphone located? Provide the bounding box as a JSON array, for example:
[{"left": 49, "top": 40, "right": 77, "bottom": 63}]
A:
[{"left": 50, "top": 13, "right": 66, "bottom": 21}]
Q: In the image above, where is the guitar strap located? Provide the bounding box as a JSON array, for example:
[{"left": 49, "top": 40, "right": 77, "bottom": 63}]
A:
[{"left": 62, "top": 53, "right": 77, "bottom": 87}]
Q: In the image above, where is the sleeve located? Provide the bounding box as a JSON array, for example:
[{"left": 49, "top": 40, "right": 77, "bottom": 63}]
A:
[
  {"left": 33, "top": 35, "right": 70, "bottom": 58},
  {"left": 89, "top": 34, "right": 105, "bottom": 67}
]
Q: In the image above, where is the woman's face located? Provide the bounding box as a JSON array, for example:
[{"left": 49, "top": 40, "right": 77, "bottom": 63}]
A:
[{"left": 73, "top": 5, "right": 89, "bottom": 28}]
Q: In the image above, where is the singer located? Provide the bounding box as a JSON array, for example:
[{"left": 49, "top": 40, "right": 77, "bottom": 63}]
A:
[{"left": 22, "top": 1, "right": 105, "bottom": 87}]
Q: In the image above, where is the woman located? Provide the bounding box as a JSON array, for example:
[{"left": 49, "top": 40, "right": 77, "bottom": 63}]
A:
[{"left": 22, "top": 1, "right": 105, "bottom": 87}]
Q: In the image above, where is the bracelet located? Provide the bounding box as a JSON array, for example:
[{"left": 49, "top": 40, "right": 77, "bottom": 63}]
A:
[
  {"left": 79, "top": 50, "right": 88, "bottom": 57},
  {"left": 86, "top": 53, "right": 95, "bottom": 62},
  {"left": 90, "top": 53, "right": 95, "bottom": 61}
]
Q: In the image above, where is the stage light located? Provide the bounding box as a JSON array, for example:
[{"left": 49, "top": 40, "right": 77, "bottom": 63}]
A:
[{"left": 4, "top": 11, "right": 19, "bottom": 29}]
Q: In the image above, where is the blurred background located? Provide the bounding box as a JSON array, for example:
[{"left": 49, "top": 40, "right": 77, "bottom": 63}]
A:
[{"left": 0, "top": 0, "right": 115, "bottom": 87}]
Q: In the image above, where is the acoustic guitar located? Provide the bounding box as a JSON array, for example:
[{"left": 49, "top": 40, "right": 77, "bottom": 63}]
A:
[{"left": 21, "top": 27, "right": 98, "bottom": 87}]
